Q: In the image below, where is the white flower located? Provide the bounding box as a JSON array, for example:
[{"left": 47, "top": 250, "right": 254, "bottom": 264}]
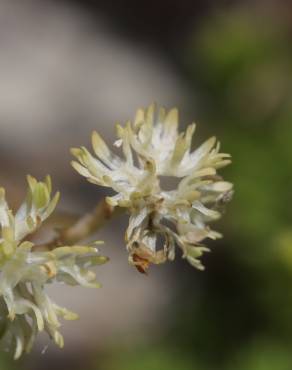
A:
[
  {"left": 71, "top": 104, "right": 233, "bottom": 273},
  {"left": 0, "top": 176, "right": 107, "bottom": 359}
]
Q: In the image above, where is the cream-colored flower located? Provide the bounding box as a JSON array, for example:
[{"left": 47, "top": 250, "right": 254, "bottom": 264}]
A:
[
  {"left": 0, "top": 176, "right": 107, "bottom": 359},
  {"left": 72, "top": 104, "right": 233, "bottom": 273}
]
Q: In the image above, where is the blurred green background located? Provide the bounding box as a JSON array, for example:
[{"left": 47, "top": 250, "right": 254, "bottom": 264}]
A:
[{"left": 1, "top": 0, "right": 292, "bottom": 369}]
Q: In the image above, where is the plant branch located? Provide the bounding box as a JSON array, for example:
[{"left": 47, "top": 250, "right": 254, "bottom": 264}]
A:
[{"left": 36, "top": 198, "right": 120, "bottom": 250}]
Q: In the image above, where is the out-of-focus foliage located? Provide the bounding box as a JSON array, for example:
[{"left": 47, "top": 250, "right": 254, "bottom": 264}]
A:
[
  {"left": 228, "top": 338, "right": 292, "bottom": 370},
  {"left": 169, "top": 7, "right": 292, "bottom": 370},
  {"left": 99, "top": 7, "right": 292, "bottom": 370},
  {"left": 186, "top": 9, "right": 292, "bottom": 249},
  {"left": 99, "top": 345, "right": 199, "bottom": 370},
  {"left": 0, "top": 353, "right": 19, "bottom": 370}
]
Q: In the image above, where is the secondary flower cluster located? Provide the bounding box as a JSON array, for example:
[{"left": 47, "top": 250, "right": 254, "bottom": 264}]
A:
[
  {"left": 0, "top": 176, "right": 106, "bottom": 359},
  {"left": 72, "top": 104, "right": 233, "bottom": 273}
]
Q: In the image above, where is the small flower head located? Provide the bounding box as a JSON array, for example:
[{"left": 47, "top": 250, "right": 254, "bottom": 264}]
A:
[
  {"left": 0, "top": 176, "right": 107, "bottom": 359},
  {"left": 72, "top": 104, "right": 233, "bottom": 273}
]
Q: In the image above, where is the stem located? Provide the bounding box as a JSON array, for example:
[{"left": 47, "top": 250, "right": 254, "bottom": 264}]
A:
[
  {"left": 37, "top": 198, "right": 119, "bottom": 250},
  {"left": 60, "top": 198, "right": 115, "bottom": 244}
]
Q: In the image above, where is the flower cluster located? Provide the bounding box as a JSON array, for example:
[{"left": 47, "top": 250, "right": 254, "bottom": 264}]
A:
[
  {"left": 71, "top": 104, "right": 233, "bottom": 273},
  {"left": 0, "top": 176, "right": 107, "bottom": 359}
]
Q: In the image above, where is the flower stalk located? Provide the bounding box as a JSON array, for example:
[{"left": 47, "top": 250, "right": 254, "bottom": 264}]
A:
[{"left": 40, "top": 198, "right": 118, "bottom": 250}]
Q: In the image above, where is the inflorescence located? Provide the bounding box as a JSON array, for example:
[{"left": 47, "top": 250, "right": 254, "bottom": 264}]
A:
[
  {"left": 0, "top": 176, "right": 107, "bottom": 358},
  {"left": 72, "top": 104, "right": 233, "bottom": 273},
  {"left": 0, "top": 104, "right": 233, "bottom": 358}
]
